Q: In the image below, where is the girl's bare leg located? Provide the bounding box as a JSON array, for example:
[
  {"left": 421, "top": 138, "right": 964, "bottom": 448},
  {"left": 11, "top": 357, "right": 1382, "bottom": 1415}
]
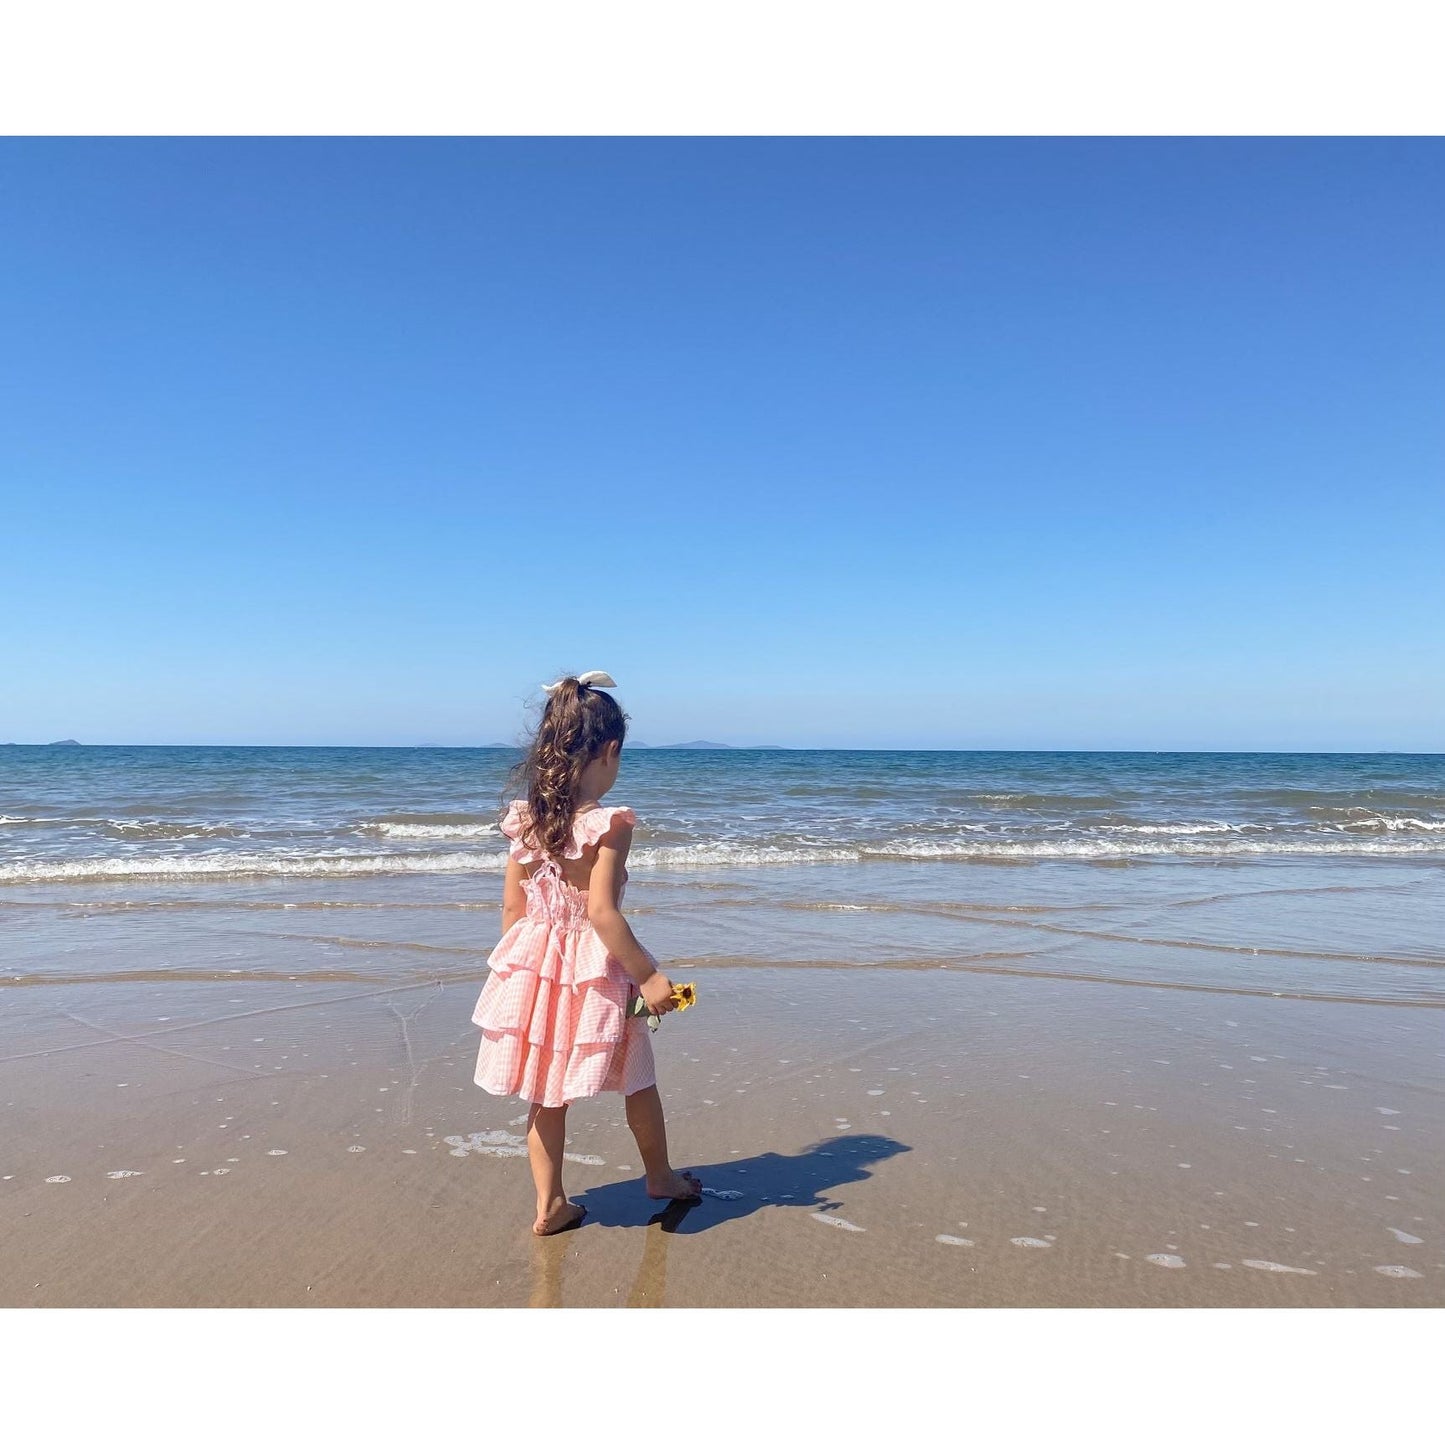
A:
[
  {"left": 625, "top": 1084, "right": 702, "bottom": 1200},
  {"left": 527, "top": 1102, "right": 586, "bottom": 1234}
]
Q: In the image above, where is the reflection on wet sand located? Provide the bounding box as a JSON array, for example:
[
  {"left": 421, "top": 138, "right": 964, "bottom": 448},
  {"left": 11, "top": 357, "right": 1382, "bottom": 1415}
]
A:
[
  {"left": 626, "top": 1201, "right": 696, "bottom": 1308},
  {"left": 528, "top": 1230, "right": 567, "bottom": 1308},
  {"left": 528, "top": 1197, "right": 696, "bottom": 1308}
]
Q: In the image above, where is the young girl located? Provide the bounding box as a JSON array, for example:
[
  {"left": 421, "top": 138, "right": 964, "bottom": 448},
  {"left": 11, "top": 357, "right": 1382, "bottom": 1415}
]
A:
[{"left": 471, "top": 670, "right": 702, "bottom": 1236}]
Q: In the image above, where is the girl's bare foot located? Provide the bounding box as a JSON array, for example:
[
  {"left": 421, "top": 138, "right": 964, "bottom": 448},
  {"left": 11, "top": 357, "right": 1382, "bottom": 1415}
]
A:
[
  {"left": 533, "top": 1199, "right": 587, "bottom": 1236},
  {"left": 645, "top": 1168, "right": 702, "bottom": 1201}
]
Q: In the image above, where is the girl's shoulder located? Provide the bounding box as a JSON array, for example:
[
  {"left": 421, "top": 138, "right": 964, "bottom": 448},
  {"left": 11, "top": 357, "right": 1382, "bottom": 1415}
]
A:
[{"left": 500, "top": 800, "right": 637, "bottom": 861}]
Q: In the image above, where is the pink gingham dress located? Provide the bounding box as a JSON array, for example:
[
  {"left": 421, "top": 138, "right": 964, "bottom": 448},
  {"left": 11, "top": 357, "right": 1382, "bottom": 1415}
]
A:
[{"left": 471, "top": 799, "right": 658, "bottom": 1108}]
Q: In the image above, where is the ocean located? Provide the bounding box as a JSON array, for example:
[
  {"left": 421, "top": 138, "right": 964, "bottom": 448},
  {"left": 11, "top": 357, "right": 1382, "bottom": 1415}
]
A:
[{"left": 2, "top": 746, "right": 1443, "bottom": 1007}]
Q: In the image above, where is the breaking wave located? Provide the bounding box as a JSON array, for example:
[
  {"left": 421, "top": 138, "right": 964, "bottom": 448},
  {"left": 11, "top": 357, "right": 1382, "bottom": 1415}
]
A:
[
  {"left": 5, "top": 831, "right": 1445, "bottom": 884},
  {"left": 355, "top": 818, "right": 500, "bottom": 840},
  {"left": 0, "top": 850, "right": 510, "bottom": 884}
]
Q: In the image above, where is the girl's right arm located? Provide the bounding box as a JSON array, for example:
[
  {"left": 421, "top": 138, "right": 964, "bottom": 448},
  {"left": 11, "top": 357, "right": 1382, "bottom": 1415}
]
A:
[{"left": 588, "top": 817, "right": 676, "bottom": 1013}]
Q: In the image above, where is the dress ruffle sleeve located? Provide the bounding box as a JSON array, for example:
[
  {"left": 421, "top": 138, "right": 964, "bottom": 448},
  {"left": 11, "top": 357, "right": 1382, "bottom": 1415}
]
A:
[
  {"left": 498, "top": 800, "right": 636, "bottom": 862},
  {"left": 574, "top": 804, "right": 637, "bottom": 852}
]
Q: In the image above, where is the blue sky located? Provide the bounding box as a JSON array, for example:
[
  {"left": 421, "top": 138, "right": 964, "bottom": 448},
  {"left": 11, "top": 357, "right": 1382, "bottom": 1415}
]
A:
[{"left": 2, "top": 138, "right": 1441, "bottom": 750}]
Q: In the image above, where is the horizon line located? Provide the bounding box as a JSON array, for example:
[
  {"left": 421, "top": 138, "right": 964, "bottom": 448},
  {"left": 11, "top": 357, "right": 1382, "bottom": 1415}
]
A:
[{"left": 2, "top": 742, "right": 1440, "bottom": 757}]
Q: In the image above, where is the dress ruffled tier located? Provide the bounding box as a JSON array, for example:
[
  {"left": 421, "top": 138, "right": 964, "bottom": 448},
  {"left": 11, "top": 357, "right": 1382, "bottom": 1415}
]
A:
[{"left": 472, "top": 800, "right": 656, "bottom": 1108}]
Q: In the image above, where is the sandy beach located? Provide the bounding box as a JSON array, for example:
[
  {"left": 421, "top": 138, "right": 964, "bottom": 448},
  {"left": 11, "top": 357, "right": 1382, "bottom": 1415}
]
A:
[{"left": 3, "top": 962, "right": 1439, "bottom": 1307}]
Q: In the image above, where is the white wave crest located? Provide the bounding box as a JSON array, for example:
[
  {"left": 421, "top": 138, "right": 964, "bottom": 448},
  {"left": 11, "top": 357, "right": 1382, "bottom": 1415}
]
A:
[
  {"left": 0, "top": 815, "right": 112, "bottom": 828},
  {"left": 0, "top": 850, "right": 509, "bottom": 884},
  {"left": 6, "top": 831, "right": 1445, "bottom": 886},
  {"left": 358, "top": 822, "right": 499, "bottom": 839},
  {"left": 1098, "top": 822, "right": 1238, "bottom": 836},
  {"left": 627, "top": 837, "right": 1445, "bottom": 865},
  {"left": 1338, "top": 815, "right": 1445, "bottom": 833},
  {"left": 103, "top": 820, "right": 249, "bottom": 840},
  {"left": 849, "top": 837, "right": 1445, "bottom": 861},
  {"left": 634, "top": 842, "right": 863, "bottom": 868}
]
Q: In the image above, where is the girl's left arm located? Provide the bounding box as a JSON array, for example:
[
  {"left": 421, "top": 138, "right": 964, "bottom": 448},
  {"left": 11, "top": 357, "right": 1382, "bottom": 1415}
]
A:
[{"left": 500, "top": 856, "right": 527, "bottom": 934}]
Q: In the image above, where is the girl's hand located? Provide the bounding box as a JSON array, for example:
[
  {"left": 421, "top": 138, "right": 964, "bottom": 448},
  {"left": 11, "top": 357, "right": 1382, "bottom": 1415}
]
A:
[{"left": 640, "top": 973, "right": 676, "bottom": 1016}]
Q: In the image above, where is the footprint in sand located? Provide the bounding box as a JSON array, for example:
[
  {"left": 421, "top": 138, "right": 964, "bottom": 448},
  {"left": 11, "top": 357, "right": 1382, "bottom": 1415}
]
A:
[
  {"left": 105, "top": 1171, "right": 144, "bottom": 1179},
  {"left": 1387, "top": 1228, "right": 1422, "bottom": 1245},
  {"left": 1145, "top": 1254, "right": 1186, "bottom": 1268},
  {"left": 936, "top": 1235, "right": 975, "bottom": 1247},
  {"left": 1373, "top": 1265, "right": 1423, "bottom": 1279},
  {"left": 45, "top": 1176, "right": 71, "bottom": 1184},
  {"left": 1010, "top": 1237, "right": 1051, "bottom": 1249}
]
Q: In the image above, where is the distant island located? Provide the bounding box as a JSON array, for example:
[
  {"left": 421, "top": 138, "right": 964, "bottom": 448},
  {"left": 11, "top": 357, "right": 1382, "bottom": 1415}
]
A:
[
  {"left": 649, "top": 741, "right": 788, "bottom": 749},
  {"left": 0, "top": 739, "right": 83, "bottom": 746}
]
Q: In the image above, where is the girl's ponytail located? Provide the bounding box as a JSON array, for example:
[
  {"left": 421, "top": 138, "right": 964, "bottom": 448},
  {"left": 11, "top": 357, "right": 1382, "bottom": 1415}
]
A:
[{"left": 501, "top": 674, "right": 629, "bottom": 859}]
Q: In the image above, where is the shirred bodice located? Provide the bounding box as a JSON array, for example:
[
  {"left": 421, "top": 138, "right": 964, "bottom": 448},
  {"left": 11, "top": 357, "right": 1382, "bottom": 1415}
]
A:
[{"left": 520, "top": 857, "right": 629, "bottom": 931}]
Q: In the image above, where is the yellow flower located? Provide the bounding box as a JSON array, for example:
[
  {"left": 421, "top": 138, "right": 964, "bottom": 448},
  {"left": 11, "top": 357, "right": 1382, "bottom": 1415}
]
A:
[{"left": 671, "top": 982, "right": 697, "bottom": 1011}]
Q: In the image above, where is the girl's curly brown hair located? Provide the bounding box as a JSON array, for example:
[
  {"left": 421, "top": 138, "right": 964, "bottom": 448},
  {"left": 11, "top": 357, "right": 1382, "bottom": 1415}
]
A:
[{"left": 500, "top": 676, "right": 629, "bottom": 861}]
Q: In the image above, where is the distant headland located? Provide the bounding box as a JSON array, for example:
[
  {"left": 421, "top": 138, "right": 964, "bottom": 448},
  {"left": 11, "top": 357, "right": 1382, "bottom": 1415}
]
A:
[
  {"left": 482, "top": 739, "right": 786, "bottom": 750},
  {"left": 647, "top": 741, "right": 788, "bottom": 749},
  {"left": 0, "top": 739, "right": 83, "bottom": 747}
]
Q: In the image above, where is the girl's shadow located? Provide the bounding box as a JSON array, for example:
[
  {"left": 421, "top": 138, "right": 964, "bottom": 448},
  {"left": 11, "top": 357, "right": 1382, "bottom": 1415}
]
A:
[{"left": 574, "top": 1132, "right": 909, "bottom": 1236}]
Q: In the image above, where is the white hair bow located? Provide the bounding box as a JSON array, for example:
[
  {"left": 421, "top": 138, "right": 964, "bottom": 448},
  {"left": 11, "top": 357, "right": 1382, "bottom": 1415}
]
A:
[{"left": 541, "top": 670, "right": 617, "bottom": 696}]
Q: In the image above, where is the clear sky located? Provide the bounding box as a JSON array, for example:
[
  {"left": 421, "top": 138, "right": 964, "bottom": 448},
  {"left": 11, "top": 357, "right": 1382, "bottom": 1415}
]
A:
[{"left": 2, "top": 138, "right": 1441, "bottom": 750}]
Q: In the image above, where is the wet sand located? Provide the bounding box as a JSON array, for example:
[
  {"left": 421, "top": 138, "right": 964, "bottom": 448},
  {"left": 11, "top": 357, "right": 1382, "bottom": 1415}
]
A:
[{"left": 2, "top": 964, "right": 1440, "bottom": 1307}]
